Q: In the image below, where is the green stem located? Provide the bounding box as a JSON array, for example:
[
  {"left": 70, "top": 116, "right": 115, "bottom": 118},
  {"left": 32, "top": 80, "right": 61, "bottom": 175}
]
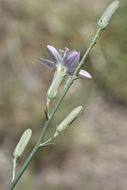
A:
[
  {"left": 45, "top": 98, "right": 51, "bottom": 119},
  {"left": 11, "top": 158, "right": 17, "bottom": 182},
  {"left": 74, "top": 29, "right": 100, "bottom": 75},
  {"left": 8, "top": 29, "right": 100, "bottom": 190}
]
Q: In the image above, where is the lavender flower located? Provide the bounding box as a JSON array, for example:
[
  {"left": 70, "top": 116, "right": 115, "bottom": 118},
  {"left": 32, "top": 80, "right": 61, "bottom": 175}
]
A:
[
  {"left": 39, "top": 45, "right": 92, "bottom": 101},
  {"left": 39, "top": 45, "right": 92, "bottom": 79}
]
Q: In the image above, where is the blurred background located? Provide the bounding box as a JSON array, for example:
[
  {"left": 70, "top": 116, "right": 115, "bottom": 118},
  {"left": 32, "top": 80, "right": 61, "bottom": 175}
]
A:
[{"left": 0, "top": 0, "right": 127, "bottom": 189}]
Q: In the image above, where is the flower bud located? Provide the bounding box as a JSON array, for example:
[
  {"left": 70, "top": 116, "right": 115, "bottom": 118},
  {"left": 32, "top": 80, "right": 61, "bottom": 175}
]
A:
[
  {"left": 13, "top": 128, "right": 32, "bottom": 159},
  {"left": 54, "top": 106, "right": 83, "bottom": 136},
  {"left": 97, "top": 1, "right": 119, "bottom": 30}
]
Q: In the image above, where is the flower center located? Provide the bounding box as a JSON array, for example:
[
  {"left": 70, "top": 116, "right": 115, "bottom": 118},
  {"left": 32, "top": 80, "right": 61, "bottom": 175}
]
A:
[{"left": 59, "top": 47, "right": 69, "bottom": 59}]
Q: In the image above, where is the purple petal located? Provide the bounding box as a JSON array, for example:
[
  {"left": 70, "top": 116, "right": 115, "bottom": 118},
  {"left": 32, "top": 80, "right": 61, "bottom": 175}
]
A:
[
  {"left": 47, "top": 45, "right": 62, "bottom": 64},
  {"left": 63, "top": 50, "right": 77, "bottom": 65},
  {"left": 67, "top": 66, "right": 76, "bottom": 75},
  {"left": 67, "top": 52, "right": 80, "bottom": 73},
  {"left": 39, "top": 58, "right": 56, "bottom": 70},
  {"left": 78, "top": 69, "right": 92, "bottom": 79}
]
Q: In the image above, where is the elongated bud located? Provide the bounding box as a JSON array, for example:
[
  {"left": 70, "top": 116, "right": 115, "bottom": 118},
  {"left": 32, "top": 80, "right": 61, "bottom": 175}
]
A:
[
  {"left": 97, "top": 1, "right": 119, "bottom": 31},
  {"left": 54, "top": 106, "right": 83, "bottom": 136},
  {"left": 13, "top": 128, "right": 32, "bottom": 159},
  {"left": 47, "top": 65, "right": 66, "bottom": 100}
]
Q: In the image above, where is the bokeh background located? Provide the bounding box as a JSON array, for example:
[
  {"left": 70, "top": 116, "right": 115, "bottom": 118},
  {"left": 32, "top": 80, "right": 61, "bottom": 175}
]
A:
[{"left": 0, "top": 0, "right": 127, "bottom": 189}]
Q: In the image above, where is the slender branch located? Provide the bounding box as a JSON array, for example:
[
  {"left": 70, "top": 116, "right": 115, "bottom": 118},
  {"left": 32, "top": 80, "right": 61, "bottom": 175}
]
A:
[
  {"left": 39, "top": 136, "right": 55, "bottom": 147},
  {"left": 8, "top": 29, "right": 100, "bottom": 190}
]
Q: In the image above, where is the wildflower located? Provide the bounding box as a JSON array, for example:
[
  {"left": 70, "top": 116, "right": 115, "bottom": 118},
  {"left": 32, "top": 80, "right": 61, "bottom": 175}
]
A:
[
  {"left": 39, "top": 45, "right": 92, "bottom": 100},
  {"left": 39, "top": 45, "right": 92, "bottom": 79}
]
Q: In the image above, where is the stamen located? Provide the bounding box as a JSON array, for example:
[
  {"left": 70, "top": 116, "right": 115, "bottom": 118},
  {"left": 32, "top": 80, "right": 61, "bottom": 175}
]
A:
[
  {"left": 59, "top": 49, "right": 64, "bottom": 57},
  {"left": 63, "top": 47, "right": 69, "bottom": 57}
]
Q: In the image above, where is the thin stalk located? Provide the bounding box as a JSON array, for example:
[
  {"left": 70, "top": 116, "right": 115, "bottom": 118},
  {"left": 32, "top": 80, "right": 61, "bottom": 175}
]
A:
[
  {"left": 11, "top": 158, "right": 17, "bottom": 182},
  {"left": 8, "top": 29, "right": 100, "bottom": 190},
  {"left": 39, "top": 136, "right": 55, "bottom": 147},
  {"left": 73, "top": 29, "right": 100, "bottom": 75},
  {"left": 45, "top": 98, "right": 50, "bottom": 119}
]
